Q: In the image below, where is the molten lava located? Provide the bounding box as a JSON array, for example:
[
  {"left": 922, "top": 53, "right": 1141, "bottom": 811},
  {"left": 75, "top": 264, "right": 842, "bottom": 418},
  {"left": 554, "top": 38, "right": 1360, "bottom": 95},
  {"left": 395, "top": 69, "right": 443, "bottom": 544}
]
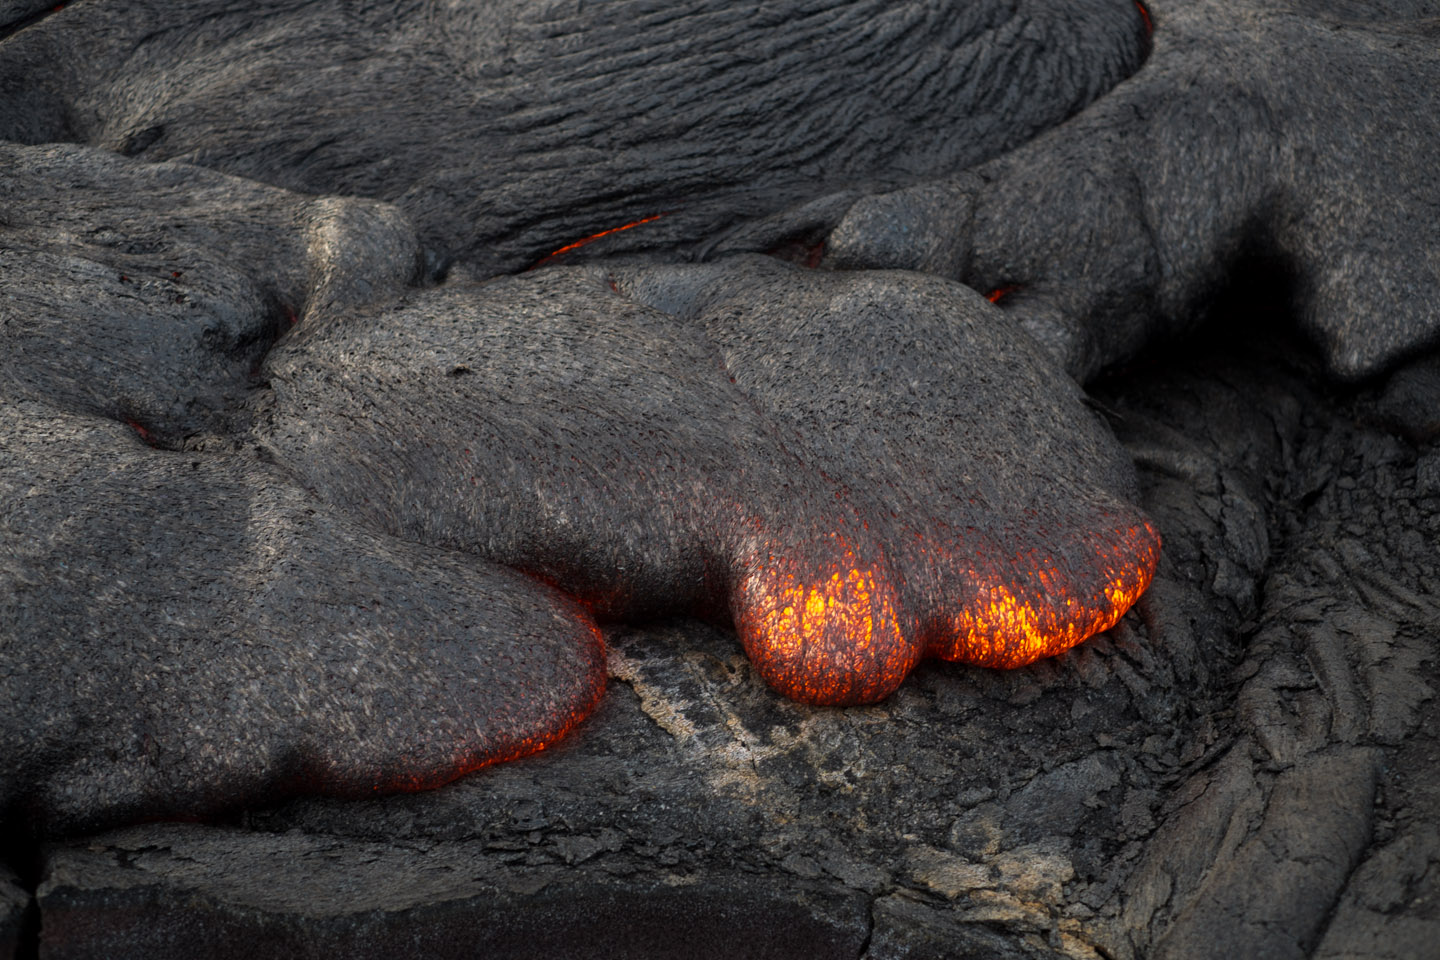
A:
[
  {"left": 737, "top": 544, "right": 917, "bottom": 706},
  {"left": 736, "top": 520, "right": 1162, "bottom": 706},
  {"left": 936, "top": 520, "right": 1161, "bottom": 669},
  {"left": 1136, "top": 1, "right": 1153, "bottom": 36},
  {"left": 530, "top": 213, "right": 667, "bottom": 268}
]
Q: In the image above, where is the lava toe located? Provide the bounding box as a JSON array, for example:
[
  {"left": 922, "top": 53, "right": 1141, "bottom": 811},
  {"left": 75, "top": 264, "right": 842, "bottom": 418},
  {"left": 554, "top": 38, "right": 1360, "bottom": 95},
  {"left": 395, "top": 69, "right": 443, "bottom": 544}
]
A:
[
  {"left": 0, "top": 400, "right": 606, "bottom": 835},
  {"left": 617, "top": 256, "right": 1162, "bottom": 675}
]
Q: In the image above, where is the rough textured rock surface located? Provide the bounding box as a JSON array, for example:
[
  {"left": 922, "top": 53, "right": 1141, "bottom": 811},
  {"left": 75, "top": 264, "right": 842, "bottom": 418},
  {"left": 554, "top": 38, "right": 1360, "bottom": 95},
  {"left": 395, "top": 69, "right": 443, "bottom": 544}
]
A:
[
  {"left": 2, "top": 140, "right": 1157, "bottom": 829},
  {"left": 2, "top": 0, "right": 1438, "bottom": 956},
  {"left": 0, "top": 865, "right": 25, "bottom": 960},
  {"left": 0, "top": 0, "right": 1148, "bottom": 274},
  {"left": 29, "top": 320, "right": 1440, "bottom": 958},
  {"left": 738, "top": 0, "right": 1440, "bottom": 381},
  {"left": 259, "top": 254, "right": 1157, "bottom": 704},
  {"left": 35, "top": 826, "right": 870, "bottom": 959},
  {"left": 1, "top": 143, "right": 607, "bottom": 834}
]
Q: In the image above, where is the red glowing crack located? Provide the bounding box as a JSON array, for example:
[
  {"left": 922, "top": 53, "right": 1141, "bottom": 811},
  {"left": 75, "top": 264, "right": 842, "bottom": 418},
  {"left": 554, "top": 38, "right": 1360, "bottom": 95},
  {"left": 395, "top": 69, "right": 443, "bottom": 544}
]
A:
[{"left": 530, "top": 213, "right": 667, "bottom": 268}]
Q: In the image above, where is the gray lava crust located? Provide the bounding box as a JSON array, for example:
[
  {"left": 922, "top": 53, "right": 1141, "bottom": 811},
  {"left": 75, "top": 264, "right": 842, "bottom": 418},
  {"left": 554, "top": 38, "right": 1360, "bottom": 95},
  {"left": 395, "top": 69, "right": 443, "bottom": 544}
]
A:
[{"left": 2, "top": 0, "right": 1439, "bottom": 957}]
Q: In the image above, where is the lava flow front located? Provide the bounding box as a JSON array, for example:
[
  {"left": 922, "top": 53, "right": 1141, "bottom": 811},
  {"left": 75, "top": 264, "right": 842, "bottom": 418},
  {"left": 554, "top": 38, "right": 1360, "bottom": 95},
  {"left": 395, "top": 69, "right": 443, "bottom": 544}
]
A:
[{"left": 735, "top": 519, "right": 1162, "bottom": 706}]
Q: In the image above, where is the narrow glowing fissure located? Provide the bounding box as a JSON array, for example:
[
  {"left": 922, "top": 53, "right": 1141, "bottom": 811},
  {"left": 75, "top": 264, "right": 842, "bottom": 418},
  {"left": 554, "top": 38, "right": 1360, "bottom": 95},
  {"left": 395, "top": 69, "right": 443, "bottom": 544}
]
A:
[
  {"left": 125, "top": 418, "right": 157, "bottom": 447},
  {"left": 529, "top": 213, "right": 667, "bottom": 268},
  {"left": 986, "top": 285, "right": 1019, "bottom": 304},
  {"left": 1135, "top": 1, "right": 1153, "bottom": 36},
  {"left": 802, "top": 241, "right": 825, "bottom": 268}
]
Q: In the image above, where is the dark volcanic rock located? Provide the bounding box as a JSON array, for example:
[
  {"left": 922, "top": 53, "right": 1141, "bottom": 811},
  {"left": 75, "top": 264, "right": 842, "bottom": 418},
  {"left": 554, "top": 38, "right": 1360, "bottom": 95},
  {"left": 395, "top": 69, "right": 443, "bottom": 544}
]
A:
[
  {"left": 2, "top": 135, "right": 1162, "bottom": 833},
  {"left": 0, "top": 865, "right": 26, "bottom": 960},
  {"left": 38, "top": 322, "right": 1440, "bottom": 959},
  {"left": 0, "top": 0, "right": 1148, "bottom": 274},
  {"left": 37, "top": 825, "right": 870, "bottom": 960},
  {"left": 0, "top": 397, "right": 606, "bottom": 835},
  {"left": 0, "top": 141, "right": 421, "bottom": 437},
  {"left": 3, "top": 0, "right": 1440, "bottom": 956},
  {"left": 1, "top": 143, "right": 605, "bottom": 834},
  {"left": 744, "top": 0, "right": 1440, "bottom": 382},
  {"left": 258, "top": 254, "right": 1157, "bottom": 704}
]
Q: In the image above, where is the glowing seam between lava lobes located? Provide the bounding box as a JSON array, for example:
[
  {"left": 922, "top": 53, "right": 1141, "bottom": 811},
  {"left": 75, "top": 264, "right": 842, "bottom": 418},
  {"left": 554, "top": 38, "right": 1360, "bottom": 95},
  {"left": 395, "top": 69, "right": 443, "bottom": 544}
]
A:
[{"left": 529, "top": 213, "right": 668, "bottom": 268}]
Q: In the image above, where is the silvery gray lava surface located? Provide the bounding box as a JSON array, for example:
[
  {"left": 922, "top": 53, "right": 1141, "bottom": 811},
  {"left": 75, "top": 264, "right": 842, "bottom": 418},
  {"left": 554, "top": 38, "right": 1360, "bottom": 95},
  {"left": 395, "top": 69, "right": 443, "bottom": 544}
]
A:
[{"left": 2, "top": 1, "right": 1439, "bottom": 957}]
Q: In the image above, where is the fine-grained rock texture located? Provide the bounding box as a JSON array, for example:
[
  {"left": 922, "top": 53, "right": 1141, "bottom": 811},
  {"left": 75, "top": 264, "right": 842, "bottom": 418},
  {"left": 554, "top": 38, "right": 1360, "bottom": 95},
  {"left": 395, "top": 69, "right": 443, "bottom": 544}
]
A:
[
  {"left": 736, "top": 0, "right": 1440, "bottom": 381},
  {"left": 1, "top": 143, "right": 607, "bottom": 835},
  {"left": 0, "top": 0, "right": 1149, "bottom": 274},
  {"left": 259, "top": 255, "right": 1158, "bottom": 703},
  {"left": 0, "top": 866, "right": 25, "bottom": 960},
  {"left": 27, "top": 320, "right": 1440, "bottom": 960},
  {"left": 3, "top": 0, "right": 1440, "bottom": 956},
  {"left": 2, "top": 139, "right": 1157, "bottom": 830}
]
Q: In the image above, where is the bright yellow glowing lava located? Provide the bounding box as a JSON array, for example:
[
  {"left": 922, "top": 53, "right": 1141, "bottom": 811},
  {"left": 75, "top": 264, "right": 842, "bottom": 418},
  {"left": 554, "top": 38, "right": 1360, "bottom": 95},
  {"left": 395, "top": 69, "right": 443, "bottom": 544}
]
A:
[
  {"left": 738, "top": 555, "right": 916, "bottom": 706},
  {"left": 935, "top": 521, "right": 1160, "bottom": 668},
  {"left": 737, "top": 519, "right": 1161, "bottom": 705}
]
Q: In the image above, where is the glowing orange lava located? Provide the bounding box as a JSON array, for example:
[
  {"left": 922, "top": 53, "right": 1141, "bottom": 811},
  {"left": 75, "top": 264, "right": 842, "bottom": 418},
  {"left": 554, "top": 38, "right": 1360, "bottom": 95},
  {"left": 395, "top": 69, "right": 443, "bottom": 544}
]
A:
[
  {"left": 737, "top": 519, "right": 1162, "bottom": 705},
  {"left": 933, "top": 520, "right": 1161, "bottom": 668},
  {"left": 529, "top": 213, "right": 667, "bottom": 268},
  {"left": 986, "top": 285, "right": 1019, "bottom": 304},
  {"left": 1136, "top": 1, "right": 1153, "bottom": 36},
  {"left": 736, "top": 544, "right": 918, "bottom": 706}
]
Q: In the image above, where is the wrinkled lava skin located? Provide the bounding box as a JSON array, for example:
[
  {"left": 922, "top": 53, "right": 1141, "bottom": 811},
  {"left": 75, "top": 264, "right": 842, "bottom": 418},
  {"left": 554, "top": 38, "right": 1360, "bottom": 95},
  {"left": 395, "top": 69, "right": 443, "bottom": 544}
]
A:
[
  {"left": 0, "top": 142, "right": 1155, "bottom": 833},
  {"left": 0, "top": 0, "right": 1150, "bottom": 275},
  {"left": 259, "top": 255, "right": 1158, "bottom": 706},
  {"left": 746, "top": 0, "right": 1440, "bottom": 382},
  {"left": 2, "top": 0, "right": 1435, "bottom": 834}
]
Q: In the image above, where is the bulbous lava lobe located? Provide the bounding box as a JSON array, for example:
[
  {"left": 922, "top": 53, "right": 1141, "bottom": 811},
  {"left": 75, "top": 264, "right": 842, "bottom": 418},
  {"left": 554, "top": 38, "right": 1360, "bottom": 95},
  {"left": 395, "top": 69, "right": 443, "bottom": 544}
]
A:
[
  {"left": 0, "top": 0, "right": 1151, "bottom": 274},
  {"left": 1, "top": 144, "right": 605, "bottom": 835},
  {"left": 258, "top": 255, "right": 1160, "bottom": 707},
  {"left": 0, "top": 144, "right": 1160, "bottom": 833},
  {"left": 0, "top": 0, "right": 1171, "bottom": 829},
  {"left": 738, "top": 0, "right": 1440, "bottom": 382},
  {"left": 615, "top": 258, "right": 1161, "bottom": 701},
  {"left": 0, "top": 402, "right": 606, "bottom": 835}
]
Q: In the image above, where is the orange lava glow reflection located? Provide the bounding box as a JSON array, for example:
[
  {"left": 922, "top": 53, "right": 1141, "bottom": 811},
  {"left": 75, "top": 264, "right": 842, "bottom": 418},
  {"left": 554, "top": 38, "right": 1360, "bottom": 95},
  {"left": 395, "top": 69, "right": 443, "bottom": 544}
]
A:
[
  {"left": 738, "top": 551, "right": 917, "bottom": 706},
  {"left": 369, "top": 620, "right": 608, "bottom": 795},
  {"left": 529, "top": 213, "right": 667, "bottom": 268},
  {"left": 935, "top": 520, "right": 1161, "bottom": 669}
]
